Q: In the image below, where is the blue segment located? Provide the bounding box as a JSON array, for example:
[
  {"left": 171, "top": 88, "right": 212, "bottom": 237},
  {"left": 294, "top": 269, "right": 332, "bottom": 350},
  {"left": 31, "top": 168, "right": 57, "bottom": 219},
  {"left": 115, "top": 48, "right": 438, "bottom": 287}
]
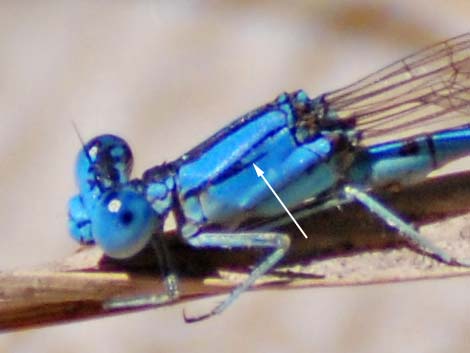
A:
[
  {"left": 178, "top": 107, "right": 290, "bottom": 195},
  {"left": 193, "top": 135, "right": 335, "bottom": 226},
  {"left": 263, "top": 159, "right": 338, "bottom": 212},
  {"left": 143, "top": 165, "right": 175, "bottom": 217},
  {"left": 348, "top": 137, "right": 434, "bottom": 186},
  {"left": 348, "top": 126, "right": 470, "bottom": 188},
  {"left": 190, "top": 127, "right": 296, "bottom": 225},
  {"left": 433, "top": 128, "right": 470, "bottom": 165}
]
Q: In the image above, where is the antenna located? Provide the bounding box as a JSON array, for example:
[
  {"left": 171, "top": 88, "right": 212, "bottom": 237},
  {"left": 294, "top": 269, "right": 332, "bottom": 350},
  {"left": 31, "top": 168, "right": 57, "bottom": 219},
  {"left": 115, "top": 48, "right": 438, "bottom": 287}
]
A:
[{"left": 71, "top": 121, "right": 105, "bottom": 193}]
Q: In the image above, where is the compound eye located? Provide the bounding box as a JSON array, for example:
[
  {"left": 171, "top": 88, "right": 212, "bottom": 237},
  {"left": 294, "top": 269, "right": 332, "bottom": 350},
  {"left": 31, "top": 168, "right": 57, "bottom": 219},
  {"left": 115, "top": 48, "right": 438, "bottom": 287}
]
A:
[
  {"left": 76, "top": 134, "right": 133, "bottom": 196},
  {"left": 91, "top": 189, "right": 157, "bottom": 259}
]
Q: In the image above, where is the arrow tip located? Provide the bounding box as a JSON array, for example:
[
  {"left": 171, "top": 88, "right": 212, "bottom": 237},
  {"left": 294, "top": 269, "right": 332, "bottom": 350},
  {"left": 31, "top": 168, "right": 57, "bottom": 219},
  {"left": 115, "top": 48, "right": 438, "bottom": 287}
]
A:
[{"left": 253, "top": 163, "right": 264, "bottom": 177}]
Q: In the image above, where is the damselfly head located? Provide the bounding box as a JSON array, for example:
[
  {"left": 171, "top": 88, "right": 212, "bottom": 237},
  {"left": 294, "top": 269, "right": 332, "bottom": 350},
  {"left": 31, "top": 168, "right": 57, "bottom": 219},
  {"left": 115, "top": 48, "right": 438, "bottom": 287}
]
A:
[{"left": 69, "top": 135, "right": 162, "bottom": 259}]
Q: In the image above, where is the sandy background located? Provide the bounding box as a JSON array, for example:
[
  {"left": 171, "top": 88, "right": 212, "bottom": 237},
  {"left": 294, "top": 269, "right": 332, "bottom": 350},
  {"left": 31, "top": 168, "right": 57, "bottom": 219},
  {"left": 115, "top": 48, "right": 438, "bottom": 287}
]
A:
[{"left": 0, "top": 1, "right": 470, "bottom": 352}]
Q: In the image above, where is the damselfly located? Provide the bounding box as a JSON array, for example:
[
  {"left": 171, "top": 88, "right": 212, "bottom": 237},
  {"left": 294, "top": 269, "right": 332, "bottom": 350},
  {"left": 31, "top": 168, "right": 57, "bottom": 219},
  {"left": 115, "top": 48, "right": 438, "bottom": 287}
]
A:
[{"left": 69, "top": 33, "right": 470, "bottom": 322}]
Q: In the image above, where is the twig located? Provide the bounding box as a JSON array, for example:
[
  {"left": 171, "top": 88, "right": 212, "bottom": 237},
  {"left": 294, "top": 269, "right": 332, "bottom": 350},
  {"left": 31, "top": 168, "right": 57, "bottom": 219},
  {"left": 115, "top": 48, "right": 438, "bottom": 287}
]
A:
[{"left": 2, "top": 172, "right": 470, "bottom": 331}]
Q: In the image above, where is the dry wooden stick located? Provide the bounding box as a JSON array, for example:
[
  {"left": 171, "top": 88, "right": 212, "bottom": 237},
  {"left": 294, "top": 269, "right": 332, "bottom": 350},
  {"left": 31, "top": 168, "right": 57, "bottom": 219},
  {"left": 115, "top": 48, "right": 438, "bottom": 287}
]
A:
[{"left": 2, "top": 171, "right": 470, "bottom": 332}]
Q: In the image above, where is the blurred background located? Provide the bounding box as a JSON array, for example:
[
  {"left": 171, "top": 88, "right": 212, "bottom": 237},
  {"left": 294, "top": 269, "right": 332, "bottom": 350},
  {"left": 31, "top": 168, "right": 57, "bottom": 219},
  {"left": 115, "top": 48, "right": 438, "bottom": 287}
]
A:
[{"left": 0, "top": 1, "right": 470, "bottom": 352}]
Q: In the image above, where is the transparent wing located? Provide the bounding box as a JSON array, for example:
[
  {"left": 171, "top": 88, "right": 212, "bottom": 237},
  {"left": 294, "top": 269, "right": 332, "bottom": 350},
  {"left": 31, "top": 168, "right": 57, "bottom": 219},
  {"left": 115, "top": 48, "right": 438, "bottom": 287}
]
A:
[{"left": 324, "top": 33, "right": 470, "bottom": 145}]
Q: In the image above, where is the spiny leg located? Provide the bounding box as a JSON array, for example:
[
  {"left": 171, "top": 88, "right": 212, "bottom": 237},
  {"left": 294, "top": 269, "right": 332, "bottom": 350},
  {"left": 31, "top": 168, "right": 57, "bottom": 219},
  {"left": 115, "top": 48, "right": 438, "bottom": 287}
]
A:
[
  {"left": 343, "top": 185, "right": 470, "bottom": 267},
  {"left": 184, "top": 231, "right": 291, "bottom": 323},
  {"left": 104, "top": 236, "right": 180, "bottom": 310}
]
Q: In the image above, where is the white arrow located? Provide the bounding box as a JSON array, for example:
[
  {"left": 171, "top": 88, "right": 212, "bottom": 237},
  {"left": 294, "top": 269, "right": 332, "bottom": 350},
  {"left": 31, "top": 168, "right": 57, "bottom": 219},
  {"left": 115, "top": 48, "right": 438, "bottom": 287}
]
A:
[{"left": 253, "top": 163, "right": 308, "bottom": 239}]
